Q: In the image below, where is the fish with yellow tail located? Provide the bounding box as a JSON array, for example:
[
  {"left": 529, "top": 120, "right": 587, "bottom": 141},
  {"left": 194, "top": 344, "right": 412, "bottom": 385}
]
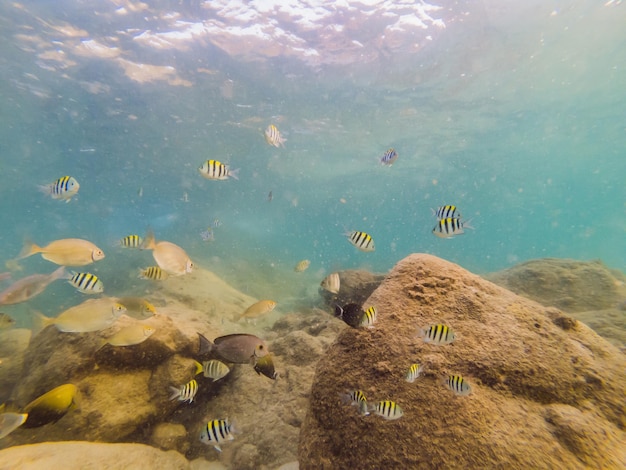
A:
[
  {"left": 39, "top": 176, "right": 80, "bottom": 202},
  {"left": 169, "top": 379, "right": 198, "bottom": 403},
  {"left": 198, "top": 333, "right": 269, "bottom": 363},
  {"left": 234, "top": 299, "right": 277, "bottom": 322},
  {"left": 194, "top": 359, "right": 230, "bottom": 382},
  {"left": 0, "top": 266, "right": 66, "bottom": 305},
  {"left": 36, "top": 298, "right": 126, "bottom": 333},
  {"left": 22, "top": 383, "right": 80, "bottom": 428},
  {"left": 115, "top": 297, "right": 157, "bottom": 319},
  {"left": 141, "top": 230, "right": 193, "bottom": 276},
  {"left": 18, "top": 238, "right": 105, "bottom": 266},
  {"left": 253, "top": 354, "right": 278, "bottom": 380},
  {"left": 198, "top": 159, "right": 239, "bottom": 181},
  {"left": 264, "top": 124, "right": 286, "bottom": 148}
]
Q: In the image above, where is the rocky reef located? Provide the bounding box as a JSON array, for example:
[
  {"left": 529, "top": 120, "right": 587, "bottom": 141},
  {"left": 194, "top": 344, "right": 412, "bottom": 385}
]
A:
[{"left": 299, "top": 254, "right": 626, "bottom": 469}]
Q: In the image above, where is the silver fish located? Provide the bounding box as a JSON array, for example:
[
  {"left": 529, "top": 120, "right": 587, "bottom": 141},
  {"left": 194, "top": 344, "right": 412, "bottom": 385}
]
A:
[{"left": 0, "top": 266, "right": 66, "bottom": 305}]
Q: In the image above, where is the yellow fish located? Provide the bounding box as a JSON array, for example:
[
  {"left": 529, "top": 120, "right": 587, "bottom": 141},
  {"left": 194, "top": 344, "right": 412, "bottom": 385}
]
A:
[
  {"left": 99, "top": 324, "right": 155, "bottom": 349},
  {"left": 141, "top": 231, "right": 193, "bottom": 276},
  {"left": 294, "top": 259, "right": 310, "bottom": 272},
  {"left": 264, "top": 124, "right": 286, "bottom": 148},
  {"left": 235, "top": 299, "right": 277, "bottom": 321},
  {"left": 36, "top": 298, "right": 126, "bottom": 333},
  {"left": 138, "top": 266, "right": 169, "bottom": 281},
  {"left": 22, "top": 383, "right": 80, "bottom": 428},
  {"left": 116, "top": 297, "right": 157, "bottom": 319},
  {"left": 18, "top": 239, "right": 105, "bottom": 266}
]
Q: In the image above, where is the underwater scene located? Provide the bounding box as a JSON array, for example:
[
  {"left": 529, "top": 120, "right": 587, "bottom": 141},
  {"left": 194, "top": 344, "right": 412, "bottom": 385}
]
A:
[{"left": 0, "top": 0, "right": 625, "bottom": 469}]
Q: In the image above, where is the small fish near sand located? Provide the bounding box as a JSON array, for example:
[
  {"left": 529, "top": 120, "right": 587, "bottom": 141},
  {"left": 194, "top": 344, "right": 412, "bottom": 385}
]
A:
[
  {"left": 320, "top": 273, "right": 340, "bottom": 294},
  {"left": 198, "top": 333, "right": 269, "bottom": 363},
  {"left": 36, "top": 298, "right": 126, "bottom": 333},
  {"left": 340, "top": 390, "right": 369, "bottom": 416},
  {"left": 22, "top": 383, "right": 80, "bottom": 428},
  {"left": 345, "top": 231, "right": 375, "bottom": 252},
  {"left": 432, "top": 218, "right": 473, "bottom": 239},
  {"left": 98, "top": 324, "right": 155, "bottom": 349},
  {"left": 294, "top": 259, "right": 311, "bottom": 273},
  {"left": 0, "top": 266, "right": 66, "bottom": 305},
  {"left": 368, "top": 400, "right": 404, "bottom": 420},
  {"left": 235, "top": 299, "right": 277, "bottom": 322},
  {"left": 141, "top": 230, "right": 193, "bottom": 276},
  {"left": 334, "top": 303, "right": 365, "bottom": 328},
  {"left": 198, "top": 159, "right": 239, "bottom": 181},
  {"left": 116, "top": 297, "right": 157, "bottom": 319},
  {"left": 18, "top": 238, "right": 105, "bottom": 266},
  {"left": 39, "top": 176, "right": 80, "bottom": 202},
  {"left": 194, "top": 359, "right": 230, "bottom": 382},
  {"left": 419, "top": 324, "right": 456, "bottom": 345},
  {"left": 253, "top": 354, "right": 278, "bottom": 380},
  {"left": 0, "top": 412, "right": 28, "bottom": 439},
  {"left": 405, "top": 363, "right": 424, "bottom": 383},
  {"left": 169, "top": 379, "right": 198, "bottom": 404},
  {"left": 445, "top": 374, "right": 472, "bottom": 396},
  {"left": 200, "top": 419, "right": 235, "bottom": 452},
  {"left": 138, "top": 266, "right": 169, "bottom": 281},
  {"left": 264, "top": 124, "right": 286, "bottom": 148},
  {"left": 359, "top": 306, "right": 377, "bottom": 328}
]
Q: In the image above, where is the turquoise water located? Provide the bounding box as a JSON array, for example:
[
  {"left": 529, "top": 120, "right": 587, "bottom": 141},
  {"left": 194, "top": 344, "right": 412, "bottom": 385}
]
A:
[{"left": 1, "top": 1, "right": 625, "bottom": 309}]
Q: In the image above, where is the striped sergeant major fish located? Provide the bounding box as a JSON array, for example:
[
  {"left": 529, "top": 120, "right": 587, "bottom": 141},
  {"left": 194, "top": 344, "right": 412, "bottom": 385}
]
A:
[
  {"left": 169, "top": 379, "right": 198, "bottom": 404},
  {"left": 359, "top": 306, "right": 377, "bottom": 328},
  {"left": 368, "top": 400, "right": 404, "bottom": 420},
  {"left": 379, "top": 148, "right": 398, "bottom": 166},
  {"left": 418, "top": 324, "right": 456, "bottom": 345},
  {"left": 67, "top": 272, "right": 104, "bottom": 294},
  {"left": 138, "top": 266, "right": 169, "bottom": 281},
  {"left": 39, "top": 176, "right": 80, "bottom": 202},
  {"left": 432, "top": 205, "right": 461, "bottom": 220},
  {"left": 345, "top": 230, "right": 375, "bottom": 252},
  {"left": 432, "top": 217, "right": 473, "bottom": 238},
  {"left": 446, "top": 374, "right": 472, "bottom": 396},
  {"left": 200, "top": 419, "right": 235, "bottom": 452},
  {"left": 340, "top": 390, "right": 369, "bottom": 416},
  {"left": 198, "top": 159, "right": 239, "bottom": 181},
  {"left": 264, "top": 124, "right": 286, "bottom": 148},
  {"left": 119, "top": 234, "right": 143, "bottom": 248}
]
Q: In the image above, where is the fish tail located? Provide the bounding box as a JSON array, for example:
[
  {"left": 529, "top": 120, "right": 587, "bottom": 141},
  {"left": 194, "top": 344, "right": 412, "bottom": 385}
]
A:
[
  {"left": 197, "top": 333, "right": 214, "bottom": 355},
  {"left": 168, "top": 386, "right": 181, "bottom": 401},
  {"left": 229, "top": 168, "right": 240, "bottom": 180},
  {"left": 141, "top": 229, "right": 157, "bottom": 250},
  {"left": 18, "top": 240, "right": 42, "bottom": 260},
  {"left": 463, "top": 218, "right": 475, "bottom": 231},
  {"left": 51, "top": 266, "right": 69, "bottom": 281},
  {"left": 33, "top": 311, "right": 53, "bottom": 333},
  {"left": 193, "top": 360, "right": 204, "bottom": 376}
]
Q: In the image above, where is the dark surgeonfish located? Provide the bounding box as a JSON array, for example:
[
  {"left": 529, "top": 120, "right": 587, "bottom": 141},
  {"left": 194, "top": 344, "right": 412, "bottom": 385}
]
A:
[
  {"left": 334, "top": 303, "right": 365, "bottom": 328},
  {"left": 198, "top": 333, "right": 269, "bottom": 363},
  {"left": 253, "top": 354, "right": 278, "bottom": 380}
]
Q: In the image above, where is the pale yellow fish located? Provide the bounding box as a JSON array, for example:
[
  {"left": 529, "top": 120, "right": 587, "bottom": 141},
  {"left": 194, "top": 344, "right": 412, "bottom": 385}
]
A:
[
  {"left": 320, "top": 272, "right": 340, "bottom": 294},
  {"left": 22, "top": 383, "right": 80, "bottom": 428},
  {"left": 36, "top": 298, "right": 126, "bottom": 333},
  {"left": 141, "top": 231, "right": 193, "bottom": 276},
  {"left": 18, "top": 239, "right": 105, "bottom": 266},
  {"left": 115, "top": 297, "right": 157, "bottom": 319},
  {"left": 294, "top": 259, "right": 310, "bottom": 272},
  {"left": 264, "top": 124, "right": 286, "bottom": 148},
  {"left": 236, "top": 299, "right": 277, "bottom": 321},
  {"left": 0, "top": 266, "right": 66, "bottom": 305},
  {"left": 100, "top": 324, "right": 155, "bottom": 348}
]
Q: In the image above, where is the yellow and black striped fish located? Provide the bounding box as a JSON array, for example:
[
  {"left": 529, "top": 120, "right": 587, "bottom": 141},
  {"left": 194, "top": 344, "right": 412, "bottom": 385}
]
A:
[
  {"left": 138, "top": 266, "right": 169, "bottom": 281},
  {"left": 264, "top": 124, "right": 286, "bottom": 148},
  {"left": 446, "top": 374, "right": 472, "bottom": 396},
  {"left": 405, "top": 363, "right": 424, "bottom": 383},
  {"left": 40, "top": 176, "right": 80, "bottom": 202},
  {"left": 194, "top": 359, "right": 230, "bottom": 382},
  {"left": 198, "top": 160, "right": 239, "bottom": 181},
  {"left": 68, "top": 272, "right": 104, "bottom": 294},
  {"left": 359, "top": 306, "right": 377, "bottom": 328},
  {"left": 432, "top": 217, "right": 471, "bottom": 238},
  {"left": 433, "top": 205, "right": 461, "bottom": 220},
  {"left": 379, "top": 148, "right": 398, "bottom": 166},
  {"left": 169, "top": 379, "right": 198, "bottom": 403},
  {"left": 340, "top": 390, "right": 369, "bottom": 416},
  {"left": 345, "top": 231, "right": 375, "bottom": 252},
  {"left": 119, "top": 234, "right": 143, "bottom": 248},
  {"left": 419, "top": 324, "right": 456, "bottom": 345},
  {"left": 369, "top": 400, "right": 404, "bottom": 420},
  {"left": 200, "top": 419, "right": 235, "bottom": 452}
]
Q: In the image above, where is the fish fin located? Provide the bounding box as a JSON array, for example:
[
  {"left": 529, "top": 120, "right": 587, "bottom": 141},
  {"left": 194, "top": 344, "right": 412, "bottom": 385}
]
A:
[
  {"left": 18, "top": 240, "right": 42, "bottom": 260},
  {"left": 229, "top": 168, "right": 240, "bottom": 180},
  {"left": 214, "top": 445, "right": 222, "bottom": 453},
  {"left": 141, "top": 229, "right": 157, "bottom": 250},
  {"left": 193, "top": 360, "right": 203, "bottom": 376},
  {"left": 228, "top": 417, "right": 238, "bottom": 436},
  {"left": 197, "top": 333, "right": 214, "bottom": 355},
  {"left": 463, "top": 218, "right": 475, "bottom": 231},
  {"left": 416, "top": 327, "right": 427, "bottom": 340},
  {"left": 168, "top": 386, "right": 180, "bottom": 401},
  {"left": 51, "top": 266, "right": 68, "bottom": 281},
  {"left": 33, "top": 311, "right": 53, "bottom": 334},
  {"left": 37, "top": 183, "right": 52, "bottom": 195},
  {"left": 94, "top": 338, "right": 108, "bottom": 353}
]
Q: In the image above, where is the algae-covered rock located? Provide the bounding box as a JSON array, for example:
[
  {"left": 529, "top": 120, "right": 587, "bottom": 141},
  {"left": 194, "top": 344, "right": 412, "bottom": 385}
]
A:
[{"left": 299, "top": 254, "right": 626, "bottom": 469}]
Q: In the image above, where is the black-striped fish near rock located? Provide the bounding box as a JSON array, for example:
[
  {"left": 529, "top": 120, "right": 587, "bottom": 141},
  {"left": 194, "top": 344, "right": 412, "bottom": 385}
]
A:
[
  {"left": 200, "top": 419, "right": 235, "bottom": 452},
  {"left": 169, "top": 379, "right": 198, "bottom": 403},
  {"left": 418, "top": 324, "right": 456, "bottom": 345},
  {"left": 320, "top": 272, "right": 340, "bottom": 294},
  {"left": 368, "top": 400, "right": 403, "bottom": 420},
  {"left": 67, "top": 271, "right": 104, "bottom": 294},
  {"left": 345, "top": 230, "right": 375, "bottom": 252},
  {"left": 445, "top": 374, "right": 472, "bottom": 396}
]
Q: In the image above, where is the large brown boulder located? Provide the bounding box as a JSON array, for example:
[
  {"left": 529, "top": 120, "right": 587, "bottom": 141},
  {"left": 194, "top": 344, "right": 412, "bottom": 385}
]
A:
[{"left": 299, "top": 254, "right": 626, "bottom": 469}]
